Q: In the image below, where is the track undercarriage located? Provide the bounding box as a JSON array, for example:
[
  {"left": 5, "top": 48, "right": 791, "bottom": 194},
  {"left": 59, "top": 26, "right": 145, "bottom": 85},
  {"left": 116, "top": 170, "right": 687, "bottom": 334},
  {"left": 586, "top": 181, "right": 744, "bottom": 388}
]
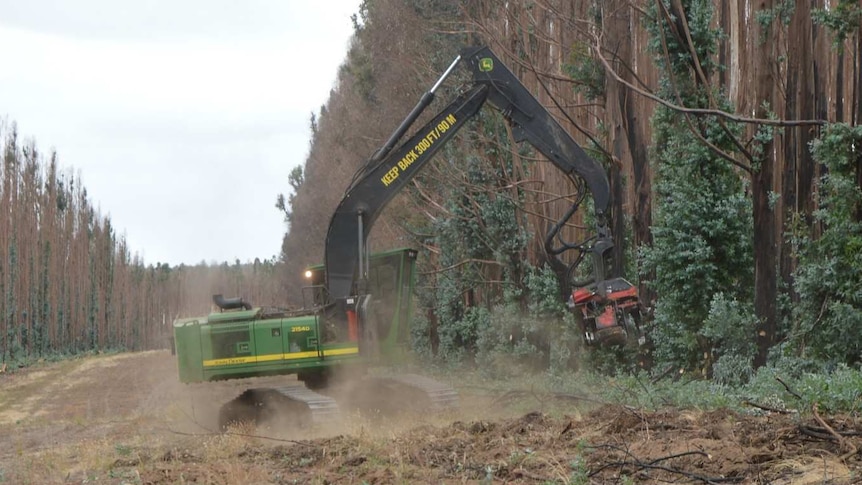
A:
[{"left": 217, "top": 373, "right": 459, "bottom": 430}]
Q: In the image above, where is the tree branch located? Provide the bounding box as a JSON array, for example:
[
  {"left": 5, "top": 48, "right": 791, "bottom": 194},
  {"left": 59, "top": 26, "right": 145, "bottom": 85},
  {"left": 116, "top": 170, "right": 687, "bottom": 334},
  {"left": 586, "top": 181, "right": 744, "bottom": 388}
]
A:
[{"left": 590, "top": 29, "right": 824, "bottom": 128}]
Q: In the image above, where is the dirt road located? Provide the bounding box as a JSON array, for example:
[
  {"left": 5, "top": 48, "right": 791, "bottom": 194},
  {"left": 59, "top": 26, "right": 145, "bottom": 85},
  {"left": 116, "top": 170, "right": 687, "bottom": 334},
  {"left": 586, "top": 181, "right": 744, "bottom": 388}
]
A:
[
  {"left": 0, "top": 350, "right": 268, "bottom": 483},
  {"left": 0, "top": 351, "right": 859, "bottom": 484}
]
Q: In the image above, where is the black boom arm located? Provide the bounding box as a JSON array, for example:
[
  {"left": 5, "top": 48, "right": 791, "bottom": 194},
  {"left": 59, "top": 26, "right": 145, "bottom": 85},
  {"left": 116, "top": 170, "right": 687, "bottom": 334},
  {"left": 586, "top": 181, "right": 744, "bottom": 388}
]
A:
[{"left": 324, "top": 46, "right": 614, "bottom": 303}]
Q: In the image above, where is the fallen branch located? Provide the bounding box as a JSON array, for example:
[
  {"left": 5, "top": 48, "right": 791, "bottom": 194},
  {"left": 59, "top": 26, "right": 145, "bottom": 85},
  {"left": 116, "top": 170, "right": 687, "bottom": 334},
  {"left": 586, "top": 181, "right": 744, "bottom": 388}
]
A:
[
  {"left": 742, "top": 400, "right": 794, "bottom": 414},
  {"left": 588, "top": 443, "right": 744, "bottom": 483},
  {"left": 649, "top": 364, "right": 677, "bottom": 384},
  {"left": 799, "top": 425, "right": 838, "bottom": 441},
  {"left": 799, "top": 425, "right": 862, "bottom": 439},
  {"left": 812, "top": 403, "right": 857, "bottom": 461},
  {"left": 775, "top": 376, "right": 803, "bottom": 400},
  {"left": 600, "top": 460, "right": 744, "bottom": 483}
]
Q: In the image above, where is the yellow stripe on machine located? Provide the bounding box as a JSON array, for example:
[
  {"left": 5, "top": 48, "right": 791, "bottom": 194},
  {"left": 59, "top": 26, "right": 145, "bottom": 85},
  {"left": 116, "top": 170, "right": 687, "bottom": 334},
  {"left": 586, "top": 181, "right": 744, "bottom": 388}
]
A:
[{"left": 203, "top": 346, "right": 359, "bottom": 367}]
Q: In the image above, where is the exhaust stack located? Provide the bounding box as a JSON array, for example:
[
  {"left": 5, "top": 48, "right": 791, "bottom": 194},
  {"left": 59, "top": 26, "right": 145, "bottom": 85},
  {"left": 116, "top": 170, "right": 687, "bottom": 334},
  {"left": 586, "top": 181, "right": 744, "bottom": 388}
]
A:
[{"left": 213, "top": 294, "right": 252, "bottom": 311}]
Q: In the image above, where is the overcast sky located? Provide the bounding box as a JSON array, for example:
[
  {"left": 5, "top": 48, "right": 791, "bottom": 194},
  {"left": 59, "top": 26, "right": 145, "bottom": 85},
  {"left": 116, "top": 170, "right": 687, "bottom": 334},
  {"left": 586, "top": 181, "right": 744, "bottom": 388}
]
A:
[{"left": 0, "top": 0, "right": 359, "bottom": 266}]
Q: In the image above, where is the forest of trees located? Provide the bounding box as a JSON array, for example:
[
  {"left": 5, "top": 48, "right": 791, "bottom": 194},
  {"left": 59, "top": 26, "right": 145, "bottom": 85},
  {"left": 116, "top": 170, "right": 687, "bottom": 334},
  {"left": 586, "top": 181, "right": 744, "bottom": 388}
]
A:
[
  {"left": 280, "top": 0, "right": 862, "bottom": 379},
  {"left": 4, "top": 0, "right": 862, "bottom": 381},
  {"left": 0, "top": 120, "right": 286, "bottom": 365}
]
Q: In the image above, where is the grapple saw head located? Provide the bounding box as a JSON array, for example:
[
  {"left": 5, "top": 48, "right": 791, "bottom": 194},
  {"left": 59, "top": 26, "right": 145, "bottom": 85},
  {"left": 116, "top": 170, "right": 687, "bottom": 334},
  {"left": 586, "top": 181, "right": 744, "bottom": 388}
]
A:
[{"left": 570, "top": 277, "right": 646, "bottom": 347}]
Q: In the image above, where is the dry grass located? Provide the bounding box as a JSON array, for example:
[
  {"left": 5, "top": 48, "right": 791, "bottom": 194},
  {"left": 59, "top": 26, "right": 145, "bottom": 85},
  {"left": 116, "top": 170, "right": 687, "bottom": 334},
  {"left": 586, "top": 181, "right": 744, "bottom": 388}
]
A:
[
  {"left": 4, "top": 436, "right": 136, "bottom": 484},
  {"left": 768, "top": 456, "right": 853, "bottom": 484},
  {"left": 0, "top": 363, "right": 72, "bottom": 425}
]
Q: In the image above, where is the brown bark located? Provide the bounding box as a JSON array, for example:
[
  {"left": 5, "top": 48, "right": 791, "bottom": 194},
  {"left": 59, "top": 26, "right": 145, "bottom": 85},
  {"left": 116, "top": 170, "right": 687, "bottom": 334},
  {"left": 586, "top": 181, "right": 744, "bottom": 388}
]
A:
[
  {"left": 781, "top": 3, "right": 818, "bottom": 311},
  {"left": 751, "top": 0, "right": 779, "bottom": 369},
  {"left": 603, "top": 1, "right": 654, "bottom": 301}
]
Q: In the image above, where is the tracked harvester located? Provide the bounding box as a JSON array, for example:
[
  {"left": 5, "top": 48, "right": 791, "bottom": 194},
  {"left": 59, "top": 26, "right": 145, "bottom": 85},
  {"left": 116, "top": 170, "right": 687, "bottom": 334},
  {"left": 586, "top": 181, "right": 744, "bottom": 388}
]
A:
[
  {"left": 174, "top": 248, "right": 457, "bottom": 427},
  {"left": 173, "top": 46, "right": 646, "bottom": 430}
]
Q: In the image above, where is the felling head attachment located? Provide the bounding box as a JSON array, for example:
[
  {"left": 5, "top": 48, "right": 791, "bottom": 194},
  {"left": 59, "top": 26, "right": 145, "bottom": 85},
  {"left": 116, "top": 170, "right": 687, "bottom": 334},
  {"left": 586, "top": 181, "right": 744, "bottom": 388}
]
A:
[
  {"left": 571, "top": 278, "right": 643, "bottom": 347},
  {"left": 212, "top": 294, "right": 252, "bottom": 311}
]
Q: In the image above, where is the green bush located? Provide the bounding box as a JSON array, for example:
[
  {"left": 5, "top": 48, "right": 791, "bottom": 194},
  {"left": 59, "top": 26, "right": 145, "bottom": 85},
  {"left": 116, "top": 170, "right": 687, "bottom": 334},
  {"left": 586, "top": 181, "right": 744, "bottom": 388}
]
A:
[
  {"left": 641, "top": 0, "right": 753, "bottom": 373},
  {"left": 701, "top": 293, "right": 757, "bottom": 385},
  {"left": 790, "top": 123, "right": 862, "bottom": 364}
]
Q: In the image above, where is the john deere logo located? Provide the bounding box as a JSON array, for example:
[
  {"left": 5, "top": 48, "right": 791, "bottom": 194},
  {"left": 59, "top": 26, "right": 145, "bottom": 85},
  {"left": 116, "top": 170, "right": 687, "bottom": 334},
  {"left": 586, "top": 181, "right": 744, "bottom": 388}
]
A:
[{"left": 479, "top": 57, "right": 494, "bottom": 72}]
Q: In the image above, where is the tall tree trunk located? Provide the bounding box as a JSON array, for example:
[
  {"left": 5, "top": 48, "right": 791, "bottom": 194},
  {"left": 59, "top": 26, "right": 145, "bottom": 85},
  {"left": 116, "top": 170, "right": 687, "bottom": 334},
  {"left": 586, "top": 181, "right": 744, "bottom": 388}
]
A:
[
  {"left": 780, "top": 2, "right": 817, "bottom": 318},
  {"left": 752, "top": 0, "right": 778, "bottom": 368},
  {"left": 603, "top": 1, "right": 653, "bottom": 295}
]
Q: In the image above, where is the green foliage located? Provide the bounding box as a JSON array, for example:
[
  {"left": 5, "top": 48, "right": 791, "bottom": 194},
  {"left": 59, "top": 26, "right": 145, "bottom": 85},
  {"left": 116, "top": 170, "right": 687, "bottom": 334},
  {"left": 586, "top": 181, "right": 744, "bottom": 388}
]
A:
[
  {"left": 743, "top": 360, "right": 862, "bottom": 414},
  {"left": 440, "top": 303, "right": 484, "bottom": 363},
  {"left": 343, "top": 43, "right": 376, "bottom": 102},
  {"left": 351, "top": 0, "right": 370, "bottom": 31},
  {"left": 755, "top": 0, "right": 795, "bottom": 32},
  {"left": 547, "top": 313, "right": 584, "bottom": 374},
  {"left": 544, "top": 367, "right": 739, "bottom": 411},
  {"left": 408, "top": 311, "right": 434, "bottom": 359},
  {"left": 409, "top": 112, "right": 538, "bottom": 365},
  {"left": 644, "top": 0, "right": 723, "bottom": 82},
  {"left": 114, "top": 443, "right": 132, "bottom": 457},
  {"left": 641, "top": 113, "right": 752, "bottom": 372},
  {"left": 510, "top": 359, "right": 862, "bottom": 421},
  {"left": 579, "top": 359, "right": 862, "bottom": 415},
  {"left": 563, "top": 42, "right": 605, "bottom": 101},
  {"left": 813, "top": 0, "right": 862, "bottom": 48},
  {"left": 567, "top": 451, "right": 590, "bottom": 485},
  {"left": 581, "top": 343, "right": 643, "bottom": 377},
  {"left": 701, "top": 294, "right": 757, "bottom": 386},
  {"left": 789, "top": 123, "right": 862, "bottom": 364},
  {"left": 786, "top": 365, "right": 862, "bottom": 413},
  {"left": 407, "top": 0, "right": 460, "bottom": 21},
  {"left": 524, "top": 264, "right": 567, "bottom": 317},
  {"left": 641, "top": 0, "right": 753, "bottom": 375},
  {"left": 450, "top": 353, "right": 862, "bottom": 416},
  {"left": 275, "top": 165, "right": 304, "bottom": 224}
]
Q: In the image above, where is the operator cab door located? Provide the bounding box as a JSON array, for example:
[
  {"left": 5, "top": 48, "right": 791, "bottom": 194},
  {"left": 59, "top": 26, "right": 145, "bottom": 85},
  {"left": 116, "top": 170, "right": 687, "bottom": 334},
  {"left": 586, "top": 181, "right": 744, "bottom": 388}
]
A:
[
  {"left": 365, "top": 253, "right": 400, "bottom": 349},
  {"left": 362, "top": 248, "right": 417, "bottom": 359}
]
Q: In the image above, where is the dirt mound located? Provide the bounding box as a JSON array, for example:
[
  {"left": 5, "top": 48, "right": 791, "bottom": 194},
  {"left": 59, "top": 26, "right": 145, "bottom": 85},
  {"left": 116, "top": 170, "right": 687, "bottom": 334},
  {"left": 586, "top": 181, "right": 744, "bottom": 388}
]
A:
[{"left": 1, "top": 351, "right": 861, "bottom": 484}]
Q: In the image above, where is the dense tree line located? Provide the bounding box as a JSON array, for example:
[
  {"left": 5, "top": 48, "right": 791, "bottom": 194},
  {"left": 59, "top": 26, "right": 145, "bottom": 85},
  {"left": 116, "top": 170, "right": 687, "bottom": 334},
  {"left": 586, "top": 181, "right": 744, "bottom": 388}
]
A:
[
  {"left": 0, "top": 123, "right": 286, "bottom": 366},
  {"left": 281, "top": 0, "right": 862, "bottom": 377},
  {"left": 5, "top": 0, "right": 860, "bottom": 379}
]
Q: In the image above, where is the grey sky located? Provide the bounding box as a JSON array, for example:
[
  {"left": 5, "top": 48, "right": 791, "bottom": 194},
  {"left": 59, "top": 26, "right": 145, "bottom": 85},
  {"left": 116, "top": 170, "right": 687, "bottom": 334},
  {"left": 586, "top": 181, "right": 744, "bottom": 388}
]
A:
[{"left": 0, "top": 0, "right": 359, "bottom": 266}]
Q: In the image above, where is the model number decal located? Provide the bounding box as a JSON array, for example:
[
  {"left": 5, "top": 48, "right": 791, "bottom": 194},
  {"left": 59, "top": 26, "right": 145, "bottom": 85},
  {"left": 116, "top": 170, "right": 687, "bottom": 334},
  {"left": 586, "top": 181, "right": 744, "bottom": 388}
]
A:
[
  {"left": 380, "top": 114, "right": 457, "bottom": 188},
  {"left": 291, "top": 326, "right": 311, "bottom": 332}
]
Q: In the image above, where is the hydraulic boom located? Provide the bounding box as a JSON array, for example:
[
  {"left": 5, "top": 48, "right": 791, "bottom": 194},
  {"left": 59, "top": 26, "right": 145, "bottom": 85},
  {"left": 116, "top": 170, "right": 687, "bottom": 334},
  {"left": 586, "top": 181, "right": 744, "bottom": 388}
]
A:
[{"left": 324, "top": 46, "right": 644, "bottom": 348}]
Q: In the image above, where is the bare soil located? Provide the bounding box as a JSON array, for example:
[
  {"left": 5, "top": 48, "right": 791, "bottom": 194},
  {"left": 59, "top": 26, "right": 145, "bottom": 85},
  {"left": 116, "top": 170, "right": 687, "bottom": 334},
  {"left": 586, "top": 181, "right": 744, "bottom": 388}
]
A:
[{"left": 0, "top": 351, "right": 860, "bottom": 484}]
